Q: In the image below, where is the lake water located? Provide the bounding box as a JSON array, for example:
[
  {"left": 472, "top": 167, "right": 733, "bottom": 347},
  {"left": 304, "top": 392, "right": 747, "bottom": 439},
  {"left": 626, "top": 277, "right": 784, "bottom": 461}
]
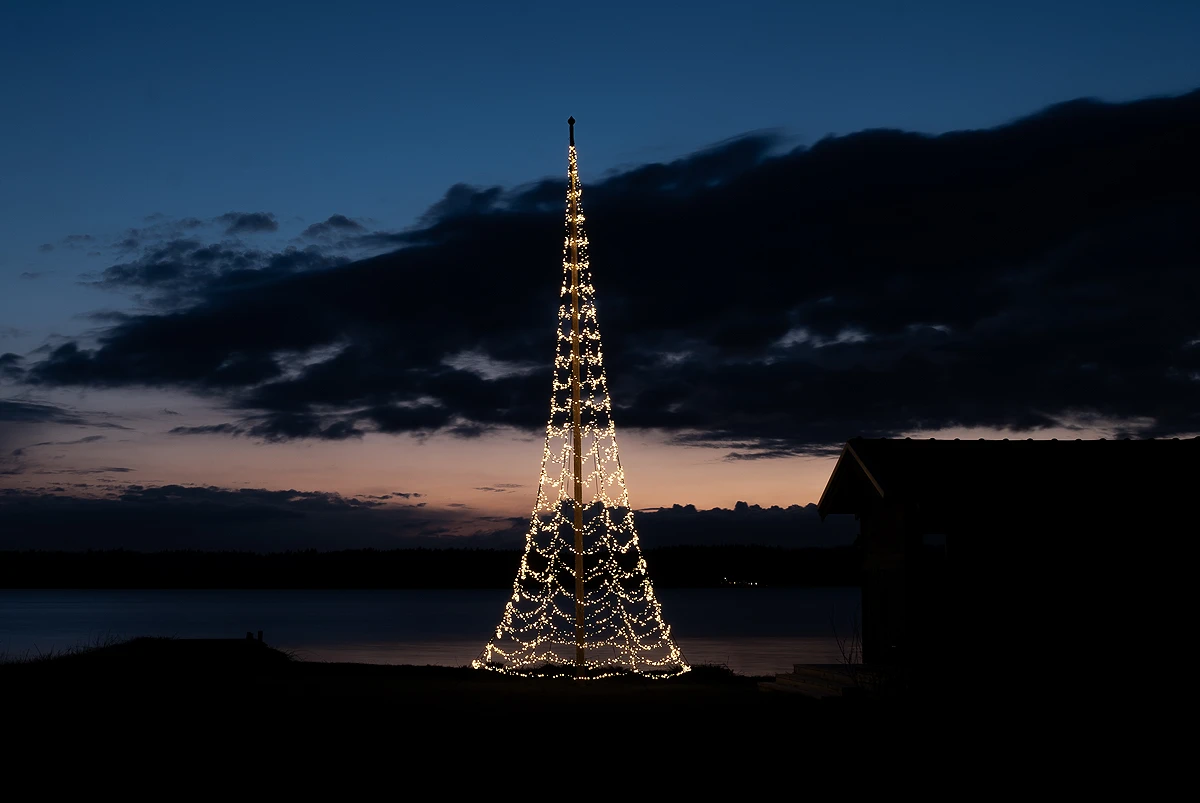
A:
[{"left": 0, "top": 587, "right": 861, "bottom": 677}]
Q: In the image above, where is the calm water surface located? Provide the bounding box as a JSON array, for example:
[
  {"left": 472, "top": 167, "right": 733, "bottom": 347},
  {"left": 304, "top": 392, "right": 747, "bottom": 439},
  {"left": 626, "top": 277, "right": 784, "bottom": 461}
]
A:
[{"left": 0, "top": 587, "right": 860, "bottom": 676}]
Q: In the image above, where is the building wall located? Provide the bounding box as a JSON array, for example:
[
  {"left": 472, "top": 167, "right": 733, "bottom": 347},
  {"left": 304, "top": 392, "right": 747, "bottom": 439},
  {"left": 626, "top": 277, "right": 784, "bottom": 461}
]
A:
[
  {"left": 861, "top": 504, "right": 907, "bottom": 667},
  {"left": 861, "top": 502, "right": 950, "bottom": 674}
]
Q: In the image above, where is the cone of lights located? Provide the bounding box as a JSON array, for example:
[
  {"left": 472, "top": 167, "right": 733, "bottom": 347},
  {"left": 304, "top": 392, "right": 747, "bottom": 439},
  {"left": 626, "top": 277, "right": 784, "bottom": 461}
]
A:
[{"left": 474, "top": 118, "right": 689, "bottom": 679}]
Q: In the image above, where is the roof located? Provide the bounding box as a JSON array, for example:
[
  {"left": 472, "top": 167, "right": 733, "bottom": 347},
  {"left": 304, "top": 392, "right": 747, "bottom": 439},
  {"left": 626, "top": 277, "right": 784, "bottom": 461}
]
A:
[{"left": 817, "top": 436, "right": 1198, "bottom": 518}]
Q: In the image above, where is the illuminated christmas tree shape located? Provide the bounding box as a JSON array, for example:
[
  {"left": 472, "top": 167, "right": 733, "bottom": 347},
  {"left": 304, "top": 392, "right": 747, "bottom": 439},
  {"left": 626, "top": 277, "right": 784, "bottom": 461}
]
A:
[{"left": 474, "top": 118, "right": 689, "bottom": 678}]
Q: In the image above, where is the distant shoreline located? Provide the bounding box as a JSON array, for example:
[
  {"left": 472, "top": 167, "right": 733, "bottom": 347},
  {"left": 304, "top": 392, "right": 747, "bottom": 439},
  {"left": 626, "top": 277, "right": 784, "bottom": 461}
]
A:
[{"left": 0, "top": 544, "right": 862, "bottom": 589}]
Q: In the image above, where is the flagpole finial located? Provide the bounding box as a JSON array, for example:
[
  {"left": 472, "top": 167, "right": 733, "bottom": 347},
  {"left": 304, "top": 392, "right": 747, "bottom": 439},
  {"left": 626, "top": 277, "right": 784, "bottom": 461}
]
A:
[{"left": 568, "top": 116, "right": 575, "bottom": 146}]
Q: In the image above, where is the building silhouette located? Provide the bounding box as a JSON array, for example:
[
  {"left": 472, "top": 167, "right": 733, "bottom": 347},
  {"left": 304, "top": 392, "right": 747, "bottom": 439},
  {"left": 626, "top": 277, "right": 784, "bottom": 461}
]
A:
[{"left": 817, "top": 437, "right": 1195, "bottom": 696}]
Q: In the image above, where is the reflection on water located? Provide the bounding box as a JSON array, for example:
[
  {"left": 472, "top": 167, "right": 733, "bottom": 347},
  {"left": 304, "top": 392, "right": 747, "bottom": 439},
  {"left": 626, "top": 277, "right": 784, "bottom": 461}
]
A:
[
  {"left": 288, "top": 637, "right": 848, "bottom": 677},
  {"left": 0, "top": 587, "right": 861, "bottom": 677}
]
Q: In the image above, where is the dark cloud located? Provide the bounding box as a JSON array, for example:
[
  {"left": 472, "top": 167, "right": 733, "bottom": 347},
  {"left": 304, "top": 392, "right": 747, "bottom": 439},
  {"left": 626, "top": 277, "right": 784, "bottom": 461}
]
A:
[
  {"left": 86, "top": 239, "right": 346, "bottom": 308},
  {"left": 112, "top": 217, "right": 208, "bottom": 252},
  {"left": 0, "top": 353, "right": 23, "bottom": 381},
  {"left": 0, "top": 398, "right": 127, "bottom": 429},
  {"left": 218, "top": 211, "right": 279, "bottom": 235},
  {"left": 0, "top": 400, "right": 129, "bottom": 475},
  {"left": 244, "top": 414, "right": 364, "bottom": 442},
  {"left": 30, "top": 466, "right": 134, "bottom": 475},
  {"left": 345, "top": 229, "right": 411, "bottom": 250},
  {"left": 679, "top": 436, "right": 845, "bottom": 461},
  {"left": 169, "top": 423, "right": 243, "bottom": 436},
  {"left": 19, "top": 271, "right": 43, "bottom": 280},
  {"left": 418, "top": 184, "right": 505, "bottom": 227},
  {"left": 19, "top": 90, "right": 1200, "bottom": 455},
  {"left": 647, "top": 500, "right": 857, "bottom": 547},
  {"left": 161, "top": 408, "right": 180, "bottom": 415},
  {"left": 476, "top": 501, "right": 857, "bottom": 549},
  {"left": 170, "top": 416, "right": 366, "bottom": 441},
  {"left": 15, "top": 435, "right": 107, "bottom": 455},
  {"left": 61, "top": 234, "right": 95, "bottom": 248},
  {"left": 0, "top": 485, "right": 856, "bottom": 552},
  {"left": 38, "top": 243, "right": 54, "bottom": 252},
  {"left": 0, "top": 484, "right": 496, "bottom": 550},
  {"left": 301, "top": 214, "right": 366, "bottom": 239},
  {"left": 81, "top": 310, "right": 133, "bottom": 324}
]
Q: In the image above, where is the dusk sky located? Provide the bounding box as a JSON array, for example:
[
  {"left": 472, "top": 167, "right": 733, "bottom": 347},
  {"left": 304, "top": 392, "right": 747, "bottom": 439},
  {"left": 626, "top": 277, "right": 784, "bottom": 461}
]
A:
[{"left": 2, "top": 1, "right": 1198, "bottom": 549}]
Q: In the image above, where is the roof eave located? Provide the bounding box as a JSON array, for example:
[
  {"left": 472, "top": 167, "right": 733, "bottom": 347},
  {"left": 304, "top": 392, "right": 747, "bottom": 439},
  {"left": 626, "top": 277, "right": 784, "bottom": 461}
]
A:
[{"left": 817, "top": 440, "right": 886, "bottom": 519}]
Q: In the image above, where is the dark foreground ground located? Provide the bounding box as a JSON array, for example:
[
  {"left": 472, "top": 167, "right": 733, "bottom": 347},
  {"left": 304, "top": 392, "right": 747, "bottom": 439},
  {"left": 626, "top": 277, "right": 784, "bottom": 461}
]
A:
[
  {"left": 5, "top": 637, "right": 1089, "bottom": 792},
  {"left": 3, "top": 637, "right": 954, "bottom": 778},
  {"left": 2, "top": 637, "right": 922, "bottom": 725}
]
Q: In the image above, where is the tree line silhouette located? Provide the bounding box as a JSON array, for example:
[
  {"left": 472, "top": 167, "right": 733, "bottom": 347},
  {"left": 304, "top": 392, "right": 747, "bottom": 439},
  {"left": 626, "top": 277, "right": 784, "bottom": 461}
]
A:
[{"left": 0, "top": 545, "right": 860, "bottom": 589}]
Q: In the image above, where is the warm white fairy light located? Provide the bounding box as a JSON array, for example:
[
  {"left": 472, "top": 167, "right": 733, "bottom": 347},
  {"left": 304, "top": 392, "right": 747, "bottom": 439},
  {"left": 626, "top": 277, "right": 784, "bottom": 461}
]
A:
[{"left": 474, "top": 131, "right": 689, "bottom": 680}]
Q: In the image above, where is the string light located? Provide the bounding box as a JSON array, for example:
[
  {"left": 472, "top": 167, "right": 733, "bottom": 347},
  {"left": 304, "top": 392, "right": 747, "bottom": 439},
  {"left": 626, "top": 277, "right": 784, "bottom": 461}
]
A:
[{"left": 474, "top": 127, "right": 689, "bottom": 680}]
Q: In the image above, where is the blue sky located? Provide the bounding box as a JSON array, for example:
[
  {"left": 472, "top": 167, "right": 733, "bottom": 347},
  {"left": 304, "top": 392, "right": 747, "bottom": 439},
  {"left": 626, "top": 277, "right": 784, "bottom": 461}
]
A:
[{"left": 3, "top": 0, "right": 1198, "bottom": 349}]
